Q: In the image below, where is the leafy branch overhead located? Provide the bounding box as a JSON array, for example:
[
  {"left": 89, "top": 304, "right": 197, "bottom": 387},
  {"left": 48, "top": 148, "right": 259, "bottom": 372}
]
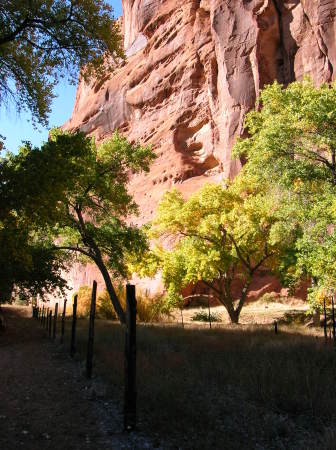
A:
[
  {"left": 0, "top": 0, "right": 123, "bottom": 125},
  {"left": 2, "top": 131, "right": 156, "bottom": 321}
]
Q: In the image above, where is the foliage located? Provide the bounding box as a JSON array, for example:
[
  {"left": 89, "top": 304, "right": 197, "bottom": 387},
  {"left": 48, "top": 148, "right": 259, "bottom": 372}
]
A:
[
  {"left": 136, "top": 292, "right": 171, "bottom": 323},
  {"left": 0, "top": 162, "right": 68, "bottom": 302},
  {"left": 74, "top": 286, "right": 92, "bottom": 318},
  {"left": 132, "top": 175, "right": 295, "bottom": 323},
  {"left": 2, "top": 131, "right": 155, "bottom": 320},
  {"left": 97, "top": 285, "right": 170, "bottom": 322},
  {"left": 233, "top": 79, "right": 336, "bottom": 309},
  {"left": 233, "top": 79, "right": 336, "bottom": 188},
  {"left": 0, "top": 0, "right": 123, "bottom": 127},
  {"left": 191, "top": 310, "right": 222, "bottom": 322},
  {"left": 97, "top": 288, "right": 117, "bottom": 320}
]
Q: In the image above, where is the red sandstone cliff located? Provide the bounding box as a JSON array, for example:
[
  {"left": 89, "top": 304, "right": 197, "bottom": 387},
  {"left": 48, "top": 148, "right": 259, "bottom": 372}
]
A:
[
  {"left": 63, "top": 0, "right": 336, "bottom": 296},
  {"left": 65, "top": 0, "right": 336, "bottom": 223}
]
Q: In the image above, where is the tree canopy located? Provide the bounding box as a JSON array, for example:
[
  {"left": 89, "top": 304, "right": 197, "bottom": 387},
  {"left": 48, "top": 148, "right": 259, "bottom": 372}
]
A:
[
  {"left": 132, "top": 174, "right": 295, "bottom": 323},
  {"left": 2, "top": 131, "right": 155, "bottom": 321},
  {"left": 234, "top": 79, "right": 336, "bottom": 310},
  {"left": 0, "top": 0, "right": 123, "bottom": 126}
]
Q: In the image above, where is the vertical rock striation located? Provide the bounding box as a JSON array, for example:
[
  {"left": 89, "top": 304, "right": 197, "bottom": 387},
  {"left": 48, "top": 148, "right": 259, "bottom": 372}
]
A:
[{"left": 65, "top": 0, "right": 336, "bottom": 222}]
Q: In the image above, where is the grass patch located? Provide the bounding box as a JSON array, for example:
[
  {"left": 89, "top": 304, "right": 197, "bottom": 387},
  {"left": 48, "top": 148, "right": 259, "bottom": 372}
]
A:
[{"left": 59, "top": 318, "right": 336, "bottom": 448}]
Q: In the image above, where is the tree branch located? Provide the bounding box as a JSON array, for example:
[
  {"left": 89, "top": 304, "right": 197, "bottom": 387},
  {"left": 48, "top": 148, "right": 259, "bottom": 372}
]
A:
[{"left": 52, "top": 245, "right": 93, "bottom": 259}]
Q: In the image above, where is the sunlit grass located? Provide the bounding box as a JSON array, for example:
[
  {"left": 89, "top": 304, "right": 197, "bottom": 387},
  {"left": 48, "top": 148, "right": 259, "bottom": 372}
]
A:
[{"left": 57, "top": 316, "right": 336, "bottom": 448}]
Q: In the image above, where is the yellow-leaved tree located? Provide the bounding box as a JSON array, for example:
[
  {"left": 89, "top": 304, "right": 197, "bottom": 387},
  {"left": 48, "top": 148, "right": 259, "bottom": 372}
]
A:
[{"left": 131, "top": 174, "right": 297, "bottom": 324}]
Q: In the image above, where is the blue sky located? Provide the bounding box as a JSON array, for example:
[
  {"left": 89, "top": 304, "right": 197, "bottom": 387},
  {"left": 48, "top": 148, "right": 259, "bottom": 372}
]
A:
[{"left": 0, "top": 0, "right": 123, "bottom": 152}]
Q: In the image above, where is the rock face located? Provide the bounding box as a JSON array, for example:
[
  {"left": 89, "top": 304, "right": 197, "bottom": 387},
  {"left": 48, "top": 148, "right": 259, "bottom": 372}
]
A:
[
  {"left": 65, "top": 0, "right": 336, "bottom": 223},
  {"left": 63, "top": 0, "right": 336, "bottom": 296}
]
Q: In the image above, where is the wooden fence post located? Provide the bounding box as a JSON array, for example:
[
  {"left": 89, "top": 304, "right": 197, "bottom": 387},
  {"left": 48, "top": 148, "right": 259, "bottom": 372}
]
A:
[
  {"left": 44, "top": 307, "right": 48, "bottom": 329},
  {"left": 274, "top": 320, "right": 278, "bottom": 334},
  {"left": 124, "top": 284, "right": 137, "bottom": 432},
  {"left": 41, "top": 305, "right": 44, "bottom": 325},
  {"left": 180, "top": 307, "right": 184, "bottom": 329},
  {"left": 86, "top": 281, "right": 97, "bottom": 379},
  {"left": 324, "top": 298, "right": 328, "bottom": 343},
  {"left": 70, "top": 295, "right": 78, "bottom": 358},
  {"left": 208, "top": 297, "right": 212, "bottom": 329},
  {"left": 52, "top": 303, "right": 58, "bottom": 340},
  {"left": 44, "top": 308, "right": 48, "bottom": 329},
  {"left": 60, "top": 299, "right": 67, "bottom": 344},
  {"left": 48, "top": 310, "right": 52, "bottom": 338},
  {"left": 332, "top": 295, "right": 336, "bottom": 346}
]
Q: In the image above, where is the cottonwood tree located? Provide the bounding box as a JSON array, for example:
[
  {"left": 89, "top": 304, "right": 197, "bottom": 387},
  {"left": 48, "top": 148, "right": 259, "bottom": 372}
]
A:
[
  {"left": 0, "top": 150, "right": 68, "bottom": 302},
  {"left": 0, "top": 217, "right": 68, "bottom": 303},
  {"left": 234, "top": 80, "right": 336, "bottom": 189},
  {"left": 132, "top": 176, "right": 295, "bottom": 324},
  {"left": 4, "top": 130, "right": 155, "bottom": 323},
  {"left": 0, "top": 0, "right": 123, "bottom": 126},
  {"left": 233, "top": 79, "right": 336, "bottom": 310}
]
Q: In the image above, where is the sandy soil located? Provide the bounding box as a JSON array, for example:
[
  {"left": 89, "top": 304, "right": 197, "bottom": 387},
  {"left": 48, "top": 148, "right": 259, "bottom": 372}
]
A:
[
  {"left": 0, "top": 306, "right": 157, "bottom": 450},
  {"left": 171, "top": 300, "right": 309, "bottom": 325}
]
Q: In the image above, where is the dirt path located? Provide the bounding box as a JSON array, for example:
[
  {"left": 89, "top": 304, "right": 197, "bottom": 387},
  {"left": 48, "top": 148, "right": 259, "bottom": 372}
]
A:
[{"left": 0, "top": 306, "right": 155, "bottom": 450}]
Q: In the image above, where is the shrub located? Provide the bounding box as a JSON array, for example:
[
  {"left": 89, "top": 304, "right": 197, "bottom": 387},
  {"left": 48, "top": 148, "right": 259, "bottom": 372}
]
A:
[
  {"left": 97, "top": 287, "right": 126, "bottom": 320},
  {"left": 97, "top": 283, "right": 170, "bottom": 323},
  {"left": 136, "top": 292, "right": 171, "bottom": 323},
  {"left": 74, "top": 285, "right": 92, "bottom": 317},
  {"left": 191, "top": 310, "right": 222, "bottom": 322}
]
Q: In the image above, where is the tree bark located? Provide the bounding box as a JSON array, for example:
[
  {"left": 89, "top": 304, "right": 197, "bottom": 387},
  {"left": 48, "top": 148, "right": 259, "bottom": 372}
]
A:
[
  {"left": 227, "top": 308, "right": 240, "bottom": 324},
  {"left": 95, "top": 257, "right": 126, "bottom": 324},
  {"left": 74, "top": 206, "right": 126, "bottom": 325}
]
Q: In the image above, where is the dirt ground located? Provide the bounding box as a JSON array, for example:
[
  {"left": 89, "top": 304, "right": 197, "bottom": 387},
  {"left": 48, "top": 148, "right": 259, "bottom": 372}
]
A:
[
  {"left": 172, "top": 300, "right": 309, "bottom": 326},
  {"left": 0, "top": 306, "right": 157, "bottom": 450}
]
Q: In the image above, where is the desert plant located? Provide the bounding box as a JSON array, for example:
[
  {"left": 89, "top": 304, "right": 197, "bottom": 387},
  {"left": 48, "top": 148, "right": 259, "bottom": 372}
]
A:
[
  {"left": 191, "top": 310, "right": 222, "bottom": 322},
  {"left": 136, "top": 292, "right": 170, "bottom": 323},
  {"left": 74, "top": 286, "right": 92, "bottom": 317},
  {"left": 97, "top": 284, "right": 169, "bottom": 323},
  {"left": 97, "top": 287, "right": 125, "bottom": 320},
  {"left": 258, "top": 293, "right": 278, "bottom": 304}
]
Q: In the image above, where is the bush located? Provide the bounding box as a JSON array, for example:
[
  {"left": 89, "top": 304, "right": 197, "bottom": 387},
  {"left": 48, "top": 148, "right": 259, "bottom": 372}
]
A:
[
  {"left": 97, "top": 284, "right": 170, "bottom": 323},
  {"left": 77, "top": 283, "right": 171, "bottom": 323},
  {"left": 96, "top": 287, "right": 126, "bottom": 320},
  {"left": 74, "top": 286, "right": 92, "bottom": 317},
  {"left": 136, "top": 292, "right": 171, "bottom": 323},
  {"left": 191, "top": 310, "right": 222, "bottom": 322}
]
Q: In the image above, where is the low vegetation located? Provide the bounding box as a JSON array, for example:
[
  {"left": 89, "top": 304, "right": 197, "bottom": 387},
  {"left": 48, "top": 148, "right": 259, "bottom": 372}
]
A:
[
  {"left": 191, "top": 310, "right": 222, "bottom": 323},
  {"left": 75, "top": 284, "right": 170, "bottom": 323},
  {"left": 58, "top": 317, "right": 336, "bottom": 449}
]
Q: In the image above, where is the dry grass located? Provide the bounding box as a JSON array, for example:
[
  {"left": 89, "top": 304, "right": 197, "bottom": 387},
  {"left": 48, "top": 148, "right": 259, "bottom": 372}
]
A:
[
  {"left": 96, "top": 286, "right": 169, "bottom": 323},
  {"left": 59, "top": 311, "right": 336, "bottom": 449}
]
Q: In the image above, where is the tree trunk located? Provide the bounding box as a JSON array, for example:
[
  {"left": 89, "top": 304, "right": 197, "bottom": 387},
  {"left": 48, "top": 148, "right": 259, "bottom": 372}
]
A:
[
  {"left": 95, "top": 257, "right": 126, "bottom": 324},
  {"left": 311, "top": 277, "right": 320, "bottom": 327},
  {"left": 227, "top": 308, "right": 240, "bottom": 324},
  {"left": 312, "top": 309, "right": 321, "bottom": 327},
  {"left": 75, "top": 206, "right": 126, "bottom": 324}
]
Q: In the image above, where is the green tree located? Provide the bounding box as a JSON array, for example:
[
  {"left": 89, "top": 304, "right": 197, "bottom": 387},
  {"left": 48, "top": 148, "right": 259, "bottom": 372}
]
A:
[
  {"left": 133, "top": 175, "right": 294, "bottom": 324},
  {"left": 0, "top": 152, "right": 68, "bottom": 303},
  {"left": 0, "top": 0, "right": 123, "bottom": 126},
  {"left": 234, "top": 79, "right": 336, "bottom": 188},
  {"left": 3, "top": 130, "right": 155, "bottom": 322},
  {"left": 233, "top": 79, "right": 336, "bottom": 309}
]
